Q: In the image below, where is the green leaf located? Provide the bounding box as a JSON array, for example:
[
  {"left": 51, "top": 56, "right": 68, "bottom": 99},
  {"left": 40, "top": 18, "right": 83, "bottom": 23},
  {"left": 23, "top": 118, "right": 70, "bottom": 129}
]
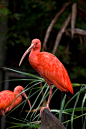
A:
[{"left": 59, "top": 94, "right": 66, "bottom": 121}]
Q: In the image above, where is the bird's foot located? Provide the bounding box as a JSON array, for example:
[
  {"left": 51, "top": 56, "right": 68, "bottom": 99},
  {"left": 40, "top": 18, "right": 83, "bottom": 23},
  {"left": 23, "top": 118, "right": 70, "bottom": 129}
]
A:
[{"left": 40, "top": 106, "right": 50, "bottom": 116}]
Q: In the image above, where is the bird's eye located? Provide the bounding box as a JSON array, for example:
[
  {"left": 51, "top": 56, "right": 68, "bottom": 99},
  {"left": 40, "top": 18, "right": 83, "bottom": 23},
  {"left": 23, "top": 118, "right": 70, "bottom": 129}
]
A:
[{"left": 36, "top": 43, "right": 38, "bottom": 45}]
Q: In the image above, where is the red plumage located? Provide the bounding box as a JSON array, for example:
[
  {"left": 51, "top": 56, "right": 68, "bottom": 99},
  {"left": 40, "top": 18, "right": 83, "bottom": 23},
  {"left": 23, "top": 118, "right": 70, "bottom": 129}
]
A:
[
  {"left": 29, "top": 52, "right": 73, "bottom": 94},
  {"left": 19, "top": 38, "right": 73, "bottom": 115},
  {"left": 0, "top": 86, "right": 31, "bottom": 115}
]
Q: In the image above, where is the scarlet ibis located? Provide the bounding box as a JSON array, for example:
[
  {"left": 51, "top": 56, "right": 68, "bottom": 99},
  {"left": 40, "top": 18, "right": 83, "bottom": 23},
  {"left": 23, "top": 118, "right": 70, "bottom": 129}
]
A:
[
  {"left": 0, "top": 85, "right": 31, "bottom": 115},
  {"left": 19, "top": 38, "right": 73, "bottom": 115}
]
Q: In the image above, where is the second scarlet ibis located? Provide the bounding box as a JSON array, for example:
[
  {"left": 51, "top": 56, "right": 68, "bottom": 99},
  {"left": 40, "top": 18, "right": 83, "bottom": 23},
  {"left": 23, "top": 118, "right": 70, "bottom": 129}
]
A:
[
  {"left": 0, "top": 85, "right": 31, "bottom": 115},
  {"left": 19, "top": 39, "right": 73, "bottom": 115}
]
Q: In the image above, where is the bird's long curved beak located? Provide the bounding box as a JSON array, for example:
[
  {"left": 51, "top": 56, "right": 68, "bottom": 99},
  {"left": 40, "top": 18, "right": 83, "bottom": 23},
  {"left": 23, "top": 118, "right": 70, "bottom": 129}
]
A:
[
  {"left": 22, "top": 92, "right": 31, "bottom": 109},
  {"left": 19, "top": 43, "right": 34, "bottom": 66}
]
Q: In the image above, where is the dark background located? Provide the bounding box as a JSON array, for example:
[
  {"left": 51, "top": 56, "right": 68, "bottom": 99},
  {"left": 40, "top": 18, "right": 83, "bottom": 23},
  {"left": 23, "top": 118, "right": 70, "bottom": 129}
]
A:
[{"left": 0, "top": 0, "right": 86, "bottom": 128}]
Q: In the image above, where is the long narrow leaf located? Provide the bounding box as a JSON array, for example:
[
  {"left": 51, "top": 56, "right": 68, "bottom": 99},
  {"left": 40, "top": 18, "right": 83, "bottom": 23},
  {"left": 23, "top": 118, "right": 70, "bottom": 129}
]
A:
[
  {"left": 64, "top": 86, "right": 86, "bottom": 109},
  {"left": 26, "top": 83, "right": 46, "bottom": 119},
  {"left": 59, "top": 94, "right": 66, "bottom": 121},
  {"left": 2, "top": 67, "right": 43, "bottom": 80},
  {"left": 31, "top": 83, "right": 48, "bottom": 119},
  {"left": 81, "top": 93, "right": 86, "bottom": 123},
  {"left": 71, "top": 91, "right": 80, "bottom": 129}
]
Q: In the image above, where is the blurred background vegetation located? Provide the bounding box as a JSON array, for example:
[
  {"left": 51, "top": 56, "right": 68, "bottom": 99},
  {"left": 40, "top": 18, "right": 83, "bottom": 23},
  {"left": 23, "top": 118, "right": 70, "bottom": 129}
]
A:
[
  {"left": 0, "top": 0, "right": 86, "bottom": 81},
  {"left": 0, "top": 0, "right": 86, "bottom": 128}
]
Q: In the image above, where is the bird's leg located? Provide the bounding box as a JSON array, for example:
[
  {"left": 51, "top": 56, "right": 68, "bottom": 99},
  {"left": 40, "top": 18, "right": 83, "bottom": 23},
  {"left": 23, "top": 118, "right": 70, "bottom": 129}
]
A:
[
  {"left": 5, "top": 106, "right": 11, "bottom": 113},
  {"left": 0, "top": 109, "right": 5, "bottom": 115},
  {"left": 46, "top": 83, "right": 52, "bottom": 108},
  {"left": 40, "top": 83, "right": 52, "bottom": 116}
]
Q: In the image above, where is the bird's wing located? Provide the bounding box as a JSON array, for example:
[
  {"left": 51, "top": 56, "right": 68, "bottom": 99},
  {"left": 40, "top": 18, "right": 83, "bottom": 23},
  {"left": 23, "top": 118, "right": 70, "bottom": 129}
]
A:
[
  {"left": 37, "top": 52, "right": 73, "bottom": 94},
  {"left": 0, "top": 90, "right": 16, "bottom": 110}
]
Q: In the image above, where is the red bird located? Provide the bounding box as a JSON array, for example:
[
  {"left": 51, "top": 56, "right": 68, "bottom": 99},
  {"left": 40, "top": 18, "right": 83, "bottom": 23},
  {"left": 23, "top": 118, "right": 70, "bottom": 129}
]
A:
[
  {"left": 0, "top": 85, "right": 31, "bottom": 115},
  {"left": 19, "top": 39, "right": 73, "bottom": 115}
]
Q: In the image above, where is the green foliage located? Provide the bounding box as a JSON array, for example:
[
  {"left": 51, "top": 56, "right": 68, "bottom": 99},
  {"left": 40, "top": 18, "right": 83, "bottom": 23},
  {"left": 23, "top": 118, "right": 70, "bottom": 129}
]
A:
[
  {"left": 6, "top": 0, "right": 86, "bottom": 47},
  {"left": 1, "top": 0, "right": 86, "bottom": 127},
  {"left": 2, "top": 67, "right": 86, "bottom": 129},
  {"left": 7, "top": 0, "right": 57, "bottom": 46},
  {"left": 1, "top": 0, "right": 86, "bottom": 83},
  {"left": 0, "top": 8, "right": 10, "bottom": 22}
]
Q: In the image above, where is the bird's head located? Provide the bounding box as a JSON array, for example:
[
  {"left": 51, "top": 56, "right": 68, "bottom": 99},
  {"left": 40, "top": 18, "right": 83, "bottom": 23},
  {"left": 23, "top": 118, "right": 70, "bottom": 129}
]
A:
[
  {"left": 14, "top": 85, "right": 31, "bottom": 108},
  {"left": 31, "top": 38, "right": 41, "bottom": 49},
  {"left": 14, "top": 85, "right": 25, "bottom": 96},
  {"left": 19, "top": 38, "right": 41, "bottom": 66}
]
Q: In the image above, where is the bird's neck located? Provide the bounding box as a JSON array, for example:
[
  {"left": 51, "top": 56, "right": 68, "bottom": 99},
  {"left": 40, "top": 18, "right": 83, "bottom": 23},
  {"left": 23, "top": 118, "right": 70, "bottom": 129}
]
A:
[
  {"left": 29, "top": 48, "right": 40, "bottom": 61},
  {"left": 14, "top": 91, "right": 22, "bottom": 103},
  {"left": 30, "top": 48, "right": 40, "bottom": 56},
  {"left": 29, "top": 49, "right": 40, "bottom": 69},
  {"left": 9, "top": 93, "right": 22, "bottom": 111}
]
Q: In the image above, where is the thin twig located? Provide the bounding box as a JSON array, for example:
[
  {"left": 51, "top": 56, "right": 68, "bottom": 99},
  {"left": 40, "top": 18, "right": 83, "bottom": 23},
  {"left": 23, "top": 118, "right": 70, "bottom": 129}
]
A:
[
  {"left": 52, "top": 14, "right": 71, "bottom": 54},
  {"left": 71, "top": 3, "right": 77, "bottom": 38},
  {"left": 67, "top": 28, "right": 86, "bottom": 36},
  {"left": 25, "top": 106, "right": 42, "bottom": 113},
  {"left": 42, "top": 2, "right": 72, "bottom": 51}
]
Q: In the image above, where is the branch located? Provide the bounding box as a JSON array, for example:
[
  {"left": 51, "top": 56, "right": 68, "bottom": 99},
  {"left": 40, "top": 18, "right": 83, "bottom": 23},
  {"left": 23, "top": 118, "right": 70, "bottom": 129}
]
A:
[
  {"left": 66, "top": 28, "right": 86, "bottom": 36},
  {"left": 52, "top": 14, "right": 71, "bottom": 54},
  {"left": 71, "top": 3, "right": 77, "bottom": 38},
  {"left": 42, "top": 2, "right": 72, "bottom": 51}
]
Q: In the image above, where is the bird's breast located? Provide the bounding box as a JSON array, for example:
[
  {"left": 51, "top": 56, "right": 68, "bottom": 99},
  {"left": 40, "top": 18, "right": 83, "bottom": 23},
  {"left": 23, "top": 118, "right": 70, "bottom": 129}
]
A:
[{"left": 29, "top": 53, "right": 44, "bottom": 77}]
